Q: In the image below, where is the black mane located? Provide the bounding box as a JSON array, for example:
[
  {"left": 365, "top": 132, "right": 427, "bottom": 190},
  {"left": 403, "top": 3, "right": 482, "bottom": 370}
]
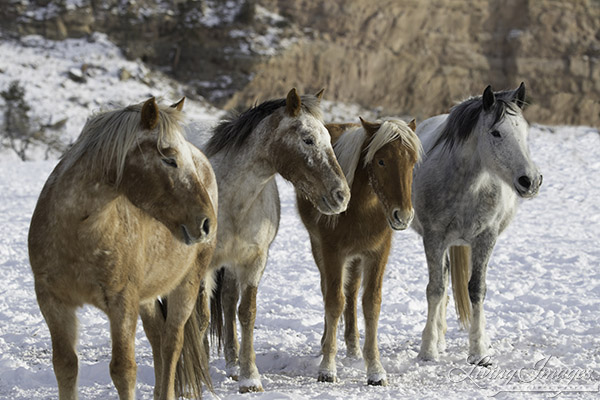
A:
[
  {"left": 433, "top": 89, "right": 520, "bottom": 152},
  {"left": 205, "top": 95, "right": 322, "bottom": 157}
]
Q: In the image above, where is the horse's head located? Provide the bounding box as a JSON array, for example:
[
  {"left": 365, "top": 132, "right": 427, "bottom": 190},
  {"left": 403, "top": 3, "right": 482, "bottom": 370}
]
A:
[
  {"left": 270, "top": 88, "right": 350, "bottom": 215},
  {"left": 120, "top": 97, "right": 217, "bottom": 245},
  {"left": 361, "top": 118, "right": 421, "bottom": 230},
  {"left": 477, "top": 83, "right": 543, "bottom": 198}
]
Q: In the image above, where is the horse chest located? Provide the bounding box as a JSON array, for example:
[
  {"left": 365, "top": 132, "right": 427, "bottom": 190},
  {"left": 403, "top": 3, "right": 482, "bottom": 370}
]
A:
[{"left": 453, "top": 181, "right": 518, "bottom": 239}]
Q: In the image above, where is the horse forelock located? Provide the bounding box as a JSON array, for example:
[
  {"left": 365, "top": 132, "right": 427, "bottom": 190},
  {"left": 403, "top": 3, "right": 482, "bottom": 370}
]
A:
[
  {"left": 63, "top": 101, "right": 184, "bottom": 185},
  {"left": 433, "top": 93, "right": 521, "bottom": 153},
  {"left": 205, "top": 94, "right": 323, "bottom": 157},
  {"left": 333, "top": 119, "right": 422, "bottom": 189},
  {"left": 364, "top": 119, "right": 423, "bottom": 165}
]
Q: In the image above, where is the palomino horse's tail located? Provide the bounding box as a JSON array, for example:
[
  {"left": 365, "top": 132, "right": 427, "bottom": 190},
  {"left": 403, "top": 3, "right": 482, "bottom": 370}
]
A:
[
  {"left": 450, "top": 245, "right": 472, "bottom": 328},
  {"left": 172, "top": 291, "right": 214, "bottom": 399}
]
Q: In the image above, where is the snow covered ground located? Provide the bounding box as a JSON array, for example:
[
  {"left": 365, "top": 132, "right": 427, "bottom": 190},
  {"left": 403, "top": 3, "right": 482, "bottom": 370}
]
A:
[{"left": 0, "top": 34, "right": 599, "bottom": 399}]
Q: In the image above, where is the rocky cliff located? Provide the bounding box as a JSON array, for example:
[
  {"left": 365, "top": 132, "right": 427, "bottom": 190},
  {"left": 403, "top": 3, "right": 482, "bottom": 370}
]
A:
[{"left": 1, "top": 0, "right": 598, "bottom": 125}]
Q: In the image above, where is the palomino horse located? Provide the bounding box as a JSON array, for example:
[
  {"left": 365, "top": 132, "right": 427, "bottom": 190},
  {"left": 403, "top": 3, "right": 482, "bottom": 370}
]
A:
[
  {"left": 28, "top": 98, "right": 218, "bottom": 400},
  {"left": 297, "top": 117, "right": 422, "bottom": 386},
  {"left": 412, "top": 83, "right": 542, "bottom": 365},
  {"left": 193, "top": 88, "right": 350, "bottom": 393}
]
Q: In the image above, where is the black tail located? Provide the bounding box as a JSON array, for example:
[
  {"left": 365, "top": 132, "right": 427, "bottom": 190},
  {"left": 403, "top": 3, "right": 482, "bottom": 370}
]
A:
[{"left": 210, "top": 267, "right": 225, "bottom": 352}]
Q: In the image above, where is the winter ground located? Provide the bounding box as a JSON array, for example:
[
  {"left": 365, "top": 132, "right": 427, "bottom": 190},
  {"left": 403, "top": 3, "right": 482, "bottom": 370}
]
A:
[{"left": 0, "top": 35, "right": 599, "bottom": 399}]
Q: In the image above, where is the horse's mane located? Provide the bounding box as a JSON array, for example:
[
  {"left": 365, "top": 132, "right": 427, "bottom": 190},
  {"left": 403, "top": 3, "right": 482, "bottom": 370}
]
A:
[
  {"left": 334, "top": 119, "right": 422, "bottom": 189},
  {"left": 63, "top": 101, "right": 184, "bottom": 185},
  {"left": 205, "top": 95, "right": 323, "bottom": 157},
  {"left": 434, "top": 90, "right": 521, "bottom": 152}
]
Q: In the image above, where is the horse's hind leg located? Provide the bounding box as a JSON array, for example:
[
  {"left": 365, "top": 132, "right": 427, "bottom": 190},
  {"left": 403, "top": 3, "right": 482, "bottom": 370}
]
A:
[
  {"left": 107, "top": 292, "right": 139, "bottom": 400},
  {"left": 221, "top": 267, "right": 241, "bottom": 380},
  {"left": 361, "top": 246, "right": 390, "bottom": 386},
  {"left": 418, "top": 237, "right": 447, "bottom": 361},
  {"left": 467, "top": 237, "right": 494, "bottom": 366},
  {"left": 343, "top": 258, "right": 362, "bottom": 359},
  {"left": 36, "top": 286, "right": 79, "bottom": 400},
  {"left": 437, "top": 257, "right": 450, "bottom": 353}
]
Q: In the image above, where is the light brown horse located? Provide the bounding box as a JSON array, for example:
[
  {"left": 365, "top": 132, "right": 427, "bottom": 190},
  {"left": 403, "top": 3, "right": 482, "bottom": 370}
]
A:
[
  {"left": 297, "top": 117, "right": 421, "bottom": 386},
  {"left": 28, "top": 98, "right": 218, "bottom": 400}
]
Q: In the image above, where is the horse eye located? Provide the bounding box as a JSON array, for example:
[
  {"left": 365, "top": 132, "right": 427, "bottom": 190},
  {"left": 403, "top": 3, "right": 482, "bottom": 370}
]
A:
[
  {"left": 378, "top": 159, "right": 385, "bottom": 166},
  {"left": 303, "top": 138, "right": 314, "bottom": 145},
  {"left": 162, "top": 158, "right": 178, "bottom": 168},
  {"left": 490, "top": 130, "right": 501, "bottom": 138}
]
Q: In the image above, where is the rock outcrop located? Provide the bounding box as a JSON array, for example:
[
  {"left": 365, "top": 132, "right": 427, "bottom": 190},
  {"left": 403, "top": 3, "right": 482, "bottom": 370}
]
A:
[{"left": 1, "top": 0, "right": 598, "bottom": 125}]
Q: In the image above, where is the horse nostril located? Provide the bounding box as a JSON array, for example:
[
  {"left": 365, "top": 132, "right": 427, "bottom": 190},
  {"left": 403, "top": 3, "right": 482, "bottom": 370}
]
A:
[
  {"left": 200, "top": 217, "right": 210, "bottom": 236},
  {"left": 393, "top": 209, "right": 400, "bottom": 222},
  {"left": 333, "top": 189, "right": 346, "bottom": 204},
  {"left": 539, "top": 174, "right": 543, "bottom": 186},
  {"left": 518, "top": 176, "right": 532, "bottom": 189}
]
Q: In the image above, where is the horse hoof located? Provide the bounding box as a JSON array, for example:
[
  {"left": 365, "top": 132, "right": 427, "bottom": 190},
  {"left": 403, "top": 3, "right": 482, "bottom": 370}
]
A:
[
  {"left": 417, "top": 351, "right": 438, "bottom": 362},
  {"left": 367, "top": 378, "right": 388, "bottom": 386},
  {"left": 468, "top": 355, "right": 493, "bottom": 367},
  {"left": 228, "top": 374, "right": 239, "bottom": 381},
  {"left": 317, "top": 371, "right": 337, "bottom": 383},
  {"left": 239, "top": 382, "right": 264, "bottom": 393}
]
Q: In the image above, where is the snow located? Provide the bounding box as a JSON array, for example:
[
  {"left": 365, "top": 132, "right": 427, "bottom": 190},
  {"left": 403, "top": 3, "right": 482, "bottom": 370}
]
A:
[{"left": 1, "top": 34, "right": 599, "bottom": 399}]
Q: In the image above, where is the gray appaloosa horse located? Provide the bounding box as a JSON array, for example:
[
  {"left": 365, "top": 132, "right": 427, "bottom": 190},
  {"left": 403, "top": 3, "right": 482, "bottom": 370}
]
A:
[{"left": 412, "top": 83, "right": 542, "bottom": 365}]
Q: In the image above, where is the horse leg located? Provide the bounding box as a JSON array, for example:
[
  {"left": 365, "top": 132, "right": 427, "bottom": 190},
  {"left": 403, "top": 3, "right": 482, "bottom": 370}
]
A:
[
  {"left": 235, "top": 256, "right": 267, "bottom": 393},
  {"left": 418, "top": 237, "right": 446, "bottom": 361},
  {"left": 309, "top": 237, "right": 328, "bottom": 351},
  {"left": 139, "top": 300, "right": 165, "bottom": 399},
  {"left": 343, "top": 258, "right": 362, "bottom": 359},
  {"left": 362, "top": 245, "right": 390, "bottom": 386},
  {"left": 467, "top": 236, "right": 494, "bottom": 366},
  {"left": 36, "top": 285, "right": 79, "bottom": 400},
  {"left": 437, "top": 257, "right": 450, "bottom": 353},
  {"left": 107, "top": 291, "right": 139, "bottom": 400},
  {"left": 221, "top": 267, "right": 240, "bottom": 380},
  {"left": 318, "top": 251, "right": 346, "bottom": 383}
]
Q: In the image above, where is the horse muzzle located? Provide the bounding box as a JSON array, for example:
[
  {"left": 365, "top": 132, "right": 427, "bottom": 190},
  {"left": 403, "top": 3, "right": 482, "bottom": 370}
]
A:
[
  {"left": 180, "top": 215, "right": 212, "bottom": 245},
  {"left": 388, "top": 208, "right": 414, "bottom": 231},
  {"left": 514, "top": 173, "right": 543, "bottom": 198},
  {"left": 317, "top": 186, "right": 350, "bottom": 215}
]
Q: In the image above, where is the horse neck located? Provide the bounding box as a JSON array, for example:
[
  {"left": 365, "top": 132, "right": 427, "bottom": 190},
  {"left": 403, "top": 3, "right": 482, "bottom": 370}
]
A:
[{"left": 212, "top": 130, "right": 278, "bottom": 212}]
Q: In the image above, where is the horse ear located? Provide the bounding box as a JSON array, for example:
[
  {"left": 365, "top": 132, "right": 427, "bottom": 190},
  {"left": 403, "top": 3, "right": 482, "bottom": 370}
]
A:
[
  {"left": 482, "top": 85, "right": 495, "bottom": 111},
  {"left": 315, "top": 88, "right": 325, "bottom": 102},
  {"left": 286, "top": 88, "right": 301, "bottom": 117},
  {"left": 141, "top": 97, "right": 159, "bottom": 130},
  {"left": 170, "top": 97, "right": 185, "bottom": 111},
  {"left": 359, "top": 116, "right": 381, "bottom": 137},
  {"left": 408, "top": 118, "right": 416, "bottom": 132},
  {"left": 513, "top": 82, "right": 526, "bottom": 108}
]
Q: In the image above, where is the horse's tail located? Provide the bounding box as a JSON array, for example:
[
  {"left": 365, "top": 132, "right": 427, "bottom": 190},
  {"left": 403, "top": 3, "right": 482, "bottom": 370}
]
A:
[
  {"left": 209, "top": 267, "right": 225, "bottom": 351},
  {"left": 449, "top": 245, "right": 472, "bottom": 328},
  {"left": 174, "top": 289, "right": 213, "bottom": 399}
]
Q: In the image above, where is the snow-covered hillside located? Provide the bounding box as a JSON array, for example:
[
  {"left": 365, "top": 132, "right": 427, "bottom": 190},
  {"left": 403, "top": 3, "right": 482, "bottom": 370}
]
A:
[{"left": 0, "top": 34, "right": 599, "bottom": 399}]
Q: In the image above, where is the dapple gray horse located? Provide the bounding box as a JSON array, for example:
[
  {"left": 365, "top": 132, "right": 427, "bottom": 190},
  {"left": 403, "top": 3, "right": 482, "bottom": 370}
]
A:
[{"left": 412, "top": 83, "right": 542, "bottom": 365}]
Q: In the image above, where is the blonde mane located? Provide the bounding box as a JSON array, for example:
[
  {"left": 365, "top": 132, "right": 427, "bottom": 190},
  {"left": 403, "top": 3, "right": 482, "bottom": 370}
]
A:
[
  {"left": 333, "top": 119, "right": 423, "bottom": 189},
  {"left": 63, "top": 100, "right": 185, "bottom": 185}
]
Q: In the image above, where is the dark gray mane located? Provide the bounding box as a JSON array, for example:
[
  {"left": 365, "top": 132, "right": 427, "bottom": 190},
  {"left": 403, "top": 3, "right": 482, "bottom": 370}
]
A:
[
  {"left": 433, "top": 90, "right": 520, "bottom": 152},
  {"left": 205, "top": 95, "right": 322, "bottom": 157}
]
